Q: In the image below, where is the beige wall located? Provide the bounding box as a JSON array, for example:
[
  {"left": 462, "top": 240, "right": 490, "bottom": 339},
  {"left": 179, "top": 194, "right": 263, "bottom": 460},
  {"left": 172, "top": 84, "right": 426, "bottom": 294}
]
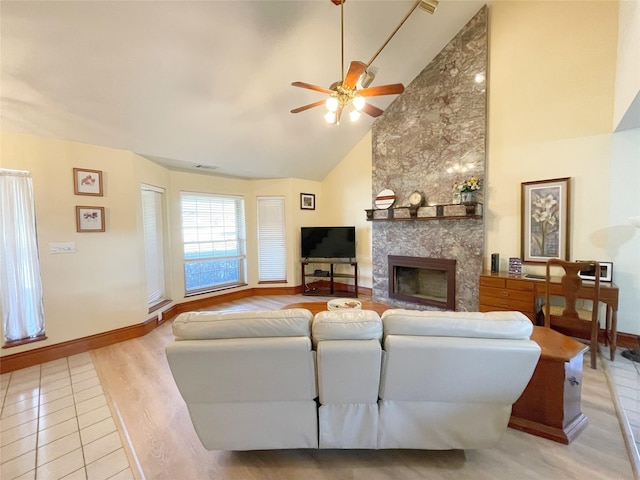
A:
[
  {"left": 0, "top": 133, "right": 324, "bottom": 357},
  {"left": 1, "top": 133, "right": 148, "bottom": 355},
  {"left": 321, "top": 132, "right": 373, "bottom": 287},
  {"left": 614, "top": 0, "right": 640, "bottom": 129},
  {"left": 485, "top": 1, "right": 640, "bottom": 335},
  {"left": 486, "top": 0, "right": 618, "bottom": 265}
]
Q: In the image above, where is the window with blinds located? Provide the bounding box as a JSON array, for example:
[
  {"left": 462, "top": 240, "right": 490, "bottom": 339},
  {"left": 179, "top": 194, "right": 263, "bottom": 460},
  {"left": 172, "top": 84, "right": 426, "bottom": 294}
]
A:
[
  {"left": 257, "top": 196, "right": 286, "bottom": 282},
  {"left": 180, "top": 192, "right": 246, "bottom": 294},
  {"left": 141, "top": 185, "right": 166, "bottom": 306}
]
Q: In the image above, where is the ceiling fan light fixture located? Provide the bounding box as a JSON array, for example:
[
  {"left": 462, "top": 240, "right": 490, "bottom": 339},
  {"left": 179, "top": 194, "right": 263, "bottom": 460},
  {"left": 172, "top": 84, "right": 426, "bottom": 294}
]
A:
[
  {"left": 349, "top": 109, "right": 361, "bottom": 122},
  {"left": 419, "top": 0, "right": 439, "bottom": 14},
  {"left": 326, "top": 96, "right": 339, "bottom": 112},
  {"left": 324, "top": 111, "right": 337, "bottom": 124},
  {"left": 353, "top": 96, "right": 366, "bottom": 111}
]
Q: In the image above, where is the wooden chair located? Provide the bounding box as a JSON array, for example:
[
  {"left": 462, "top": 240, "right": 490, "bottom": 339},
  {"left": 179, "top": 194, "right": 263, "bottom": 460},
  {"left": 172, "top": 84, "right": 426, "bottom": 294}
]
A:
[{"left": 544, "top": 259, "right": 601, "bottom": 369}]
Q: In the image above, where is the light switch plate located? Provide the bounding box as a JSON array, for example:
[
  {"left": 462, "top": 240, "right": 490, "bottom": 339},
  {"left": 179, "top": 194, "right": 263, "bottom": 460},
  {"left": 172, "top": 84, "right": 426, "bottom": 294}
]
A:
[{"left": 49, "top": 242, "right": 77, "bottom": 254}]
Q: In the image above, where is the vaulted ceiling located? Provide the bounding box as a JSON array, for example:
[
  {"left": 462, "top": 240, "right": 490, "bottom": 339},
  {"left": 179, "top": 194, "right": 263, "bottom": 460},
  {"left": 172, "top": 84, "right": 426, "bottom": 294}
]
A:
[{"left": 1, "top": 1, "right": 485, "bottom": 180}]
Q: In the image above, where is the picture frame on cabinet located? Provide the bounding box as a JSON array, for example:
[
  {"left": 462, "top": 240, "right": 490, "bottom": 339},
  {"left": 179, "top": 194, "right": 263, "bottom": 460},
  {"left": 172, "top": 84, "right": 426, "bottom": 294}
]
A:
[
  {"left": 73, "top": 168, "right": 103, "bottom": 196},
  {"left": 76, "top": 206, "right": 105, "bottom": 232},
  {"left": 577, "top": 261, "right": 613, "bottom": 282},
  {"left": 521, "top": 177, "right": 570, "bottom": 263}
]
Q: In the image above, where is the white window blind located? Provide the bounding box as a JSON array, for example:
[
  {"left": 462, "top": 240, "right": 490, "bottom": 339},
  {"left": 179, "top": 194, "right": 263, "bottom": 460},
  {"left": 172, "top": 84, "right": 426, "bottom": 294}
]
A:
[
  {"left": 257, "top": 196, "right": 286, "bottom": 282},
  {"left": 180, "top": 192, "right": 246, "bottom": 293},
  {"left": 141, "top": 185, "right": 166, "bottom": 306},
  {"left": 0, "top": 169, "right": 45, "bottom": 343}
]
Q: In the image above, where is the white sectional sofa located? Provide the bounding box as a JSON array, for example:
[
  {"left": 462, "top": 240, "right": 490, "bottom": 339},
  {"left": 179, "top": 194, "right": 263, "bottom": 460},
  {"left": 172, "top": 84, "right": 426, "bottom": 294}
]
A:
[
  {"left": 165, "top": 307, "right": 541, "bottom": 451},
  {"left": 378, "top": 309, "right": 541, "bottom": 449},
  {"left": 165, "top": 309, "right": 318, "bottom": 450}
]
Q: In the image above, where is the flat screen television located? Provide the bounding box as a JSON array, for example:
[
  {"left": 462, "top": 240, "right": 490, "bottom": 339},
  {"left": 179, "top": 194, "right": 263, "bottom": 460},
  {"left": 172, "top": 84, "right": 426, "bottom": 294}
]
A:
[{"left": 301, "top": 226, "right": 356, "bottom": 259}]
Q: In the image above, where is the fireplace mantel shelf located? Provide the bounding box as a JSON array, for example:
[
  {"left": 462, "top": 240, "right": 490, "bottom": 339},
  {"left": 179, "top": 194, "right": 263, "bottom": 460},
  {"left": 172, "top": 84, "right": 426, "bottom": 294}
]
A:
[{"left": 365, "top": 203, "right": 483, "bottom": 222}]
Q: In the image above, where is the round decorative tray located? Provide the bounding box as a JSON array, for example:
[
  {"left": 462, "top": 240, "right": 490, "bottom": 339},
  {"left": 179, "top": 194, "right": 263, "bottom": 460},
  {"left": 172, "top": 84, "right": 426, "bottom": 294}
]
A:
[
  {"left": 374, "top": 189, "right": 395, "bottom": 209},
  {"left": 327, "top": 298, "right": 362, "bottom": 310}
]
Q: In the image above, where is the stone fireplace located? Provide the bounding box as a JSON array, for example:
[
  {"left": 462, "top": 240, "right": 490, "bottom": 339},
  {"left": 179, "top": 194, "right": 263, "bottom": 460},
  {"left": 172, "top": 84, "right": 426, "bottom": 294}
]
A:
[
  {"left": 371, "top": 7, "right": 487, "bottom": 312},
  {"left": 389, "top": 256, "right": 456, "bottom": 310}
]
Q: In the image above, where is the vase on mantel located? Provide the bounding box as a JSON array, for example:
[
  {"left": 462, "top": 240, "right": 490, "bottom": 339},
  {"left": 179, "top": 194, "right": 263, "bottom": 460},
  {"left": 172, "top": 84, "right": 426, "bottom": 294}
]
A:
[
  {"left": 452, "top": 192, "right": 461, "bottom": 205},
  {"left": 461, "top": 191, "right": 477, "bottom": 205}
]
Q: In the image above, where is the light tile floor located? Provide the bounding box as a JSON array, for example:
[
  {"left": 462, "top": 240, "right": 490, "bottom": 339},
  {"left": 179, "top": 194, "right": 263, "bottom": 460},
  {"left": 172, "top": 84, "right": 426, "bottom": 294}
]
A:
[
  {"left": 0, "top": 352, "right": 135, "bottom": 480},
  {"left": 1, "top": 347, "right": 639, "bottom": 479}
]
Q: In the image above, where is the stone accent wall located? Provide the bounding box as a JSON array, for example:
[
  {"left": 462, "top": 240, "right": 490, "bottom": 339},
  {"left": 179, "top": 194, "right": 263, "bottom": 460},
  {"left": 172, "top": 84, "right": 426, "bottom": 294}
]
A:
[{"left": 371, "top": 7, "right": 487, "bottom": 311}]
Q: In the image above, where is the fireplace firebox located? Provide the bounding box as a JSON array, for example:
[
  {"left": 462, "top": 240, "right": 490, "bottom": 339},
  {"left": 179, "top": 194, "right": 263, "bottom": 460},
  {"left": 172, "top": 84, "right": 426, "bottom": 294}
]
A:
[{"left": 388, "top": 255, "right": 456, "bottom": 310}]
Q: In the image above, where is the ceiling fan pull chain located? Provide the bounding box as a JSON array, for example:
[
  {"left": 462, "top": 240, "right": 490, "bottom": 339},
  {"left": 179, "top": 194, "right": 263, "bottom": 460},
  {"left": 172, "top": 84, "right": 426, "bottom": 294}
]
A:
[{"left": 366, "top": 0, "right": 422, "bottom": 68}]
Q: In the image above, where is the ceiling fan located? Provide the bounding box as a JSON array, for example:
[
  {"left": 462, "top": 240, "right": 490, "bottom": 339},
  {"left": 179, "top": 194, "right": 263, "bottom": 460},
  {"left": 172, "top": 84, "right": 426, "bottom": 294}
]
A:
[{"left": 290, "top": 0, "right": 439, "bottom": 125}]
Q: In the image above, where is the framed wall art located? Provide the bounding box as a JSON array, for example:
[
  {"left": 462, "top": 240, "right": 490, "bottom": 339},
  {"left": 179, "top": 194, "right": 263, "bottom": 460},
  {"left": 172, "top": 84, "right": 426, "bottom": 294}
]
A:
[
  {"left": 300, "top": 193, "right": 315, "bottom": 210},
  {"left": 521, "top": 177, "right": 570, "bottom": 263},
  {"left": 73, "top": 168, "right": 103, "bottom": 196},
  {"left": 76, "top": 206, "right": 105, "bottom": 232}
]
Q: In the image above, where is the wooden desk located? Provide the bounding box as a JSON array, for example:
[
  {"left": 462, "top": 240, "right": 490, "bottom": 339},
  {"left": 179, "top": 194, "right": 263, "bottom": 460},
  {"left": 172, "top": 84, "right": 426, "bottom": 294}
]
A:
[
  {"left": 282, "top": 301, "right": 390, "bottom": 316},
  {"left": 509, "top": 326, "right": 589, "bottom": 444},
  {"left": 479, "top": 271, "right": 619, "bottom": 361}
]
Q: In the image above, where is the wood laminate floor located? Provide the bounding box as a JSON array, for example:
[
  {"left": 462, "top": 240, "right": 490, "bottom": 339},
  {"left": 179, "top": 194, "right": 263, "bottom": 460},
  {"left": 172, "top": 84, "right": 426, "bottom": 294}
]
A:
[{"left": 86, "top": 295, "right": 638, "bottom": 479}]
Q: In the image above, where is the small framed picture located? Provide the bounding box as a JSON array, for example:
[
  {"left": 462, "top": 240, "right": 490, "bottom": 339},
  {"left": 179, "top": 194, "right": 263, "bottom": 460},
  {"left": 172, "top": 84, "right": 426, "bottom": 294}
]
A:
[
  {"left": 509, "top": 257, "right": 522, "bottom": 275},
  {"left": 73, "top": 168, "right": 103, "bottom": 196},
  {"left": 300, "top": 193, "right": 315, "bottom": 210},
  {"left": 577, "top": 261, "right": 613, "bottom": 282},
  {"left": 76, "top": 206, "right": 105, "bottom": 232}
]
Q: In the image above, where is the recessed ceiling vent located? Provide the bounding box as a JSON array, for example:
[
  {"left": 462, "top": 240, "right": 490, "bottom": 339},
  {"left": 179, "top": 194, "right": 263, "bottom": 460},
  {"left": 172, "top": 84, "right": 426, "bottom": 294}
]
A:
[{"left": 193, "top": 164, "right": 218, "bottom": 170}]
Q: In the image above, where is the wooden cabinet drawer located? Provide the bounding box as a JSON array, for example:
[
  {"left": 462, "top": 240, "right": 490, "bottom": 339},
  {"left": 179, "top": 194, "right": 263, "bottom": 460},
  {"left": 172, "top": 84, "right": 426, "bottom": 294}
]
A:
[
  {"left": 478, "top": 295, "right": 535, "bottom": 313},
  {"left": 479, "top": 286, "right": 534, "bottom": 303},
  {"left": 479, "top": 276, "right": 505, "bottom": 288},
  {"left": 505, "top": 278, "right": 535, "bottom": 292}
]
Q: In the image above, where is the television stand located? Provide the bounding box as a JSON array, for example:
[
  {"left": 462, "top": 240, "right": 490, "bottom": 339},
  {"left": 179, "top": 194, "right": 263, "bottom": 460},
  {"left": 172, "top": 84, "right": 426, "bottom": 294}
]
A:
[{"left": 301, "top": 260, "right": 358, "bottom": 298}]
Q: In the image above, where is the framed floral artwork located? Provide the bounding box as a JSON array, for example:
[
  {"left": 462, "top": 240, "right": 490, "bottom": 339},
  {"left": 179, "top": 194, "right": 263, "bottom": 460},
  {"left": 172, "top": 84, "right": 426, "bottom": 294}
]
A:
[
  {"left": 521, "top": 177, "right": 570, "bottom": 263},
  {"left": 73, "top": 168, "right": 103, "bottom": 196},
  {"left": 76, "top": 206, "right": 105, "bottom": 232},
  {"left": 300, "top": 193, "right": 315, "bottom": 210}
]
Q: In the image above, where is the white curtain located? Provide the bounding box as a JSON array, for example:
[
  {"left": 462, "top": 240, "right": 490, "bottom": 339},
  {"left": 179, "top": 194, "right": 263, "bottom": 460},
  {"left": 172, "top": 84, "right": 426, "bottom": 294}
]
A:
[{"left": 0, "top": 169, "right": 45, "bottom": 342}]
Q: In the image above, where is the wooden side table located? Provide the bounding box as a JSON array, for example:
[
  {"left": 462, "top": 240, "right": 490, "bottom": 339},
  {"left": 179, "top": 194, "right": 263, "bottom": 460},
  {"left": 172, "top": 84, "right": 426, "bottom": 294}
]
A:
[{"left": 509, "top": 326, "right": 589, "bottom": 444}]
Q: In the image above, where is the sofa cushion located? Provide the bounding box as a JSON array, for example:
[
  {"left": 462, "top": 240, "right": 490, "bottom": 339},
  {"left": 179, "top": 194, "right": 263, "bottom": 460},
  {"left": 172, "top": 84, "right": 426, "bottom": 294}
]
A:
[
  {"left": 312, "top": 310, "right": 382, "bottom": 346},
  {"left": 380, "top": 309, "right": 533, "bottom": 340},
  {"left": 172, "top": 309, "right": 313, "bottom": 340}
]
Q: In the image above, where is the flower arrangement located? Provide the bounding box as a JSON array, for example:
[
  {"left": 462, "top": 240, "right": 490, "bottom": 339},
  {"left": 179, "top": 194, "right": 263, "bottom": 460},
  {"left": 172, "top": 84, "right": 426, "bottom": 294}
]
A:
[{"left": 453, "top": 177, "right": 481, "bottom": 193}]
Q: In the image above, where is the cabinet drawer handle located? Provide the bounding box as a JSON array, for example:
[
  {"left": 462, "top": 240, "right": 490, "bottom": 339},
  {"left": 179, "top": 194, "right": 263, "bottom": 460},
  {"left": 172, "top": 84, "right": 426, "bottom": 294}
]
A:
[
  {"left": 501, "top": 291, "right": 509, "bottom": 297},
  {"left": 568, "top": 376, "right": 580, "bottom": 386},
  {"left": 501, "top": 303, "right": 509, "bottom": 308}
]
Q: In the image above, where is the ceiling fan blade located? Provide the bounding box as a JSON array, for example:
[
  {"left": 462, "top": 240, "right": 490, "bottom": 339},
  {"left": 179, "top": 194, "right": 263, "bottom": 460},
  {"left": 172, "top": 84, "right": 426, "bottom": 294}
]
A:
[
  {"left": 342, "top": 61, "right": 367, "bottom": 90},
  {"left": 361, "top": 103, "right": 384, "bottom": 118},
  {"left": 290, "top": 100, "right": 326, "bottom": 114},
  {"left": 291, "top": 82, "right": 334, "bottom": 95},
  {"left": 358, "top": 83, "right": 405, "bottom": 97}
]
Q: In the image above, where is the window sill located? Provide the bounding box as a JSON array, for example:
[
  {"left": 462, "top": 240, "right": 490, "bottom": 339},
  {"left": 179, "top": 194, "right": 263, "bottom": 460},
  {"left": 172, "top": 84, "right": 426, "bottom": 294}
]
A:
[
  {"left": 184, "top": 283, "right": 248, "bottom": 298},
  {"left": 148, "top": 299, "right": 172, "bottom": 314}
]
